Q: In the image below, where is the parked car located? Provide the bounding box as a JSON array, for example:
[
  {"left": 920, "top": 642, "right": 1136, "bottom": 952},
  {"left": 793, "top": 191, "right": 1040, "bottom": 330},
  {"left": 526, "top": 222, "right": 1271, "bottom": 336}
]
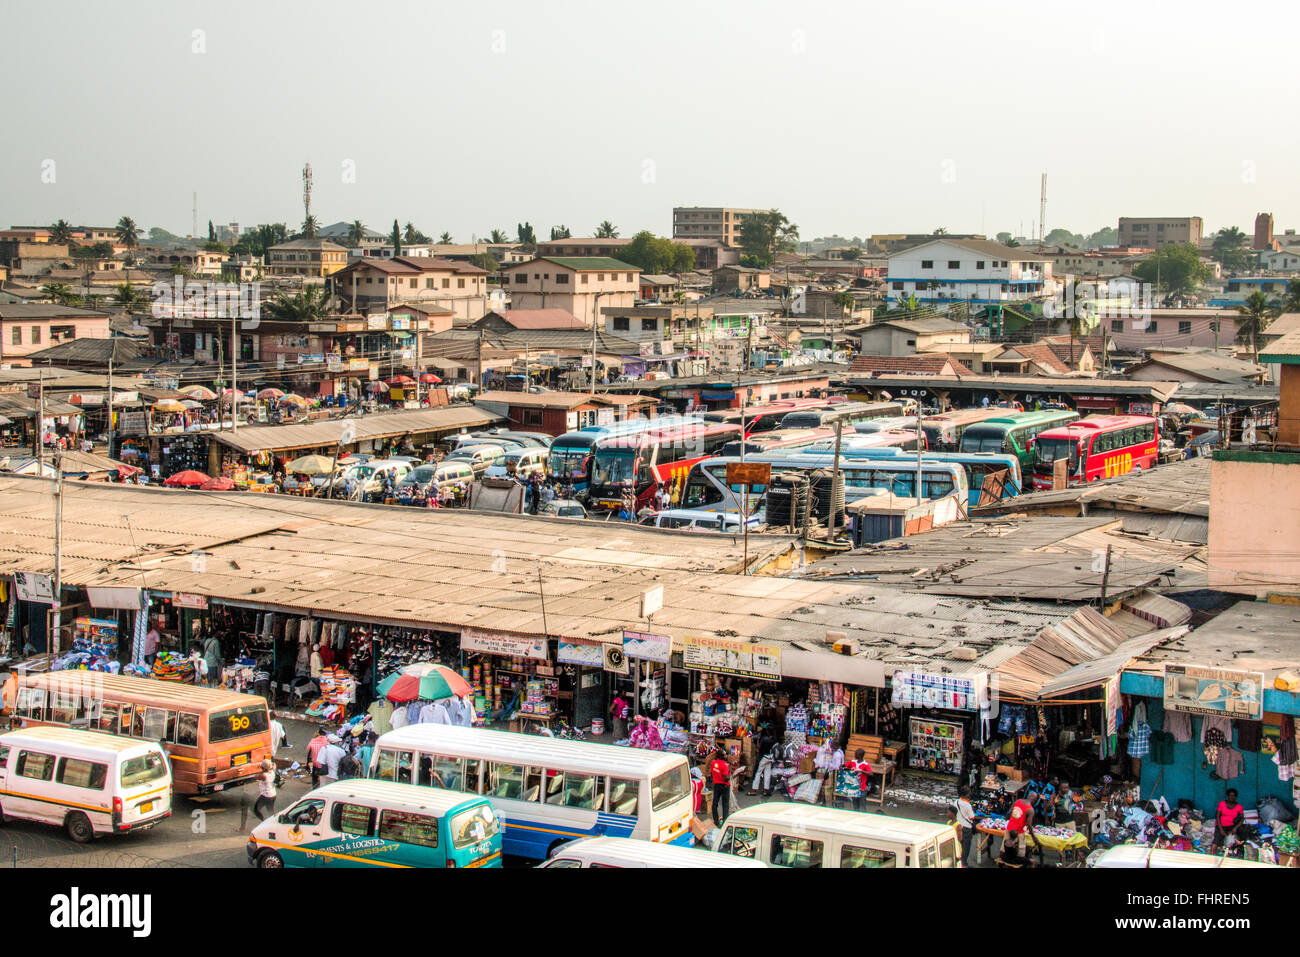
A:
[
  {"left": 544, "top": 499, "right": 588, "bottom": 520},
  {"left": 343, "top": 459, "right": 413, "bottom": 497},
  {"left": 484, "top": 448, "right": 548, "bottom": 480},
  {"left": 443, "top": 444, "right": 507, "bottom": 477},
  {"left": 639, "top": 509, "right": 760, "bottom": 533}
]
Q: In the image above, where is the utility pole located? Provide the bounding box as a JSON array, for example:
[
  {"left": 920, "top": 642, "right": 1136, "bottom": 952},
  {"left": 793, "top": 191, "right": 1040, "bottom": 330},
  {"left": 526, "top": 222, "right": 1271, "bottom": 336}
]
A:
[
  {"left": 35, "top": 368, "right": 45, "bottom": 467},
  {"left": 231, "top": 314, "right": 239, "bottom": 433},
  {"left": 106, "top": 357, "right": 114, "bottom": 458},
  {"left": 50, "top": 451, "right": 64, "bottom": 669},
  {"left": 589, "top": 291, "right": 603, "bottom": 397},
  {"left": 415, "top": 316, "right": 423, "bottom": 405},
  {"left": 1099, "top": 544, "right": 1113, "bottom": 610},
  {"left": 915, "top": 398, "right": 924, "bottom": 505},
  {"left": 477, "top": 327, "right": 484, "bottom": 387},
  {"left": 829, "top": 418, "right": 843, "bottom": 542}
]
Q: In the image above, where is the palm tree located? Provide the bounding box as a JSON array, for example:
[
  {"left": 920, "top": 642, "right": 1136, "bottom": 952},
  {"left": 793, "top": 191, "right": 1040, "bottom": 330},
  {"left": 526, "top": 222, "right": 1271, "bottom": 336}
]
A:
[
  {"left": 1284, "top": 278, "right": 1300, "bottom": 314},
  {"left": 1212, "top": 226, "right": 1249, "bottom": 271},
  {"left": 933, "top": 227, "right": 948, "bottom": 236},
  {"left": 115, "top": 217, "right": 139, "bottom": 253},
  {"left": 49, "top": 220, "right": 73, "bottom": 245},
  {"left": 263, "top": 285, "right": 331, "bottom": 322},
  {"left": 41, "top": 282, "right": 79, "bottom": 306},
  {"left": 595, "top": 221, "right": 619, "bottom": 239},
  {"left": 403, "top": 222, "right": 429, "bottom": 244},
  {"left": 112, "top": 282, "right": 143, "bottom": 314},
  {"left": 1005, "top": 237, "right": 1021, "bottom": 247},
  {"left": 346, "top": 220, "right": 367, "bottom": 246},
  {"left": 1235, "top": 291, "right": 1280, "bottom": 356},
  {"left": 299, "top": 215, "right": 319, "bottom": 239},
  {"left": 437, "top": 231, "right": 452, "bottom": 245},
  {"left": 488, "top": 229, "right": 508, "bottom": 244}
]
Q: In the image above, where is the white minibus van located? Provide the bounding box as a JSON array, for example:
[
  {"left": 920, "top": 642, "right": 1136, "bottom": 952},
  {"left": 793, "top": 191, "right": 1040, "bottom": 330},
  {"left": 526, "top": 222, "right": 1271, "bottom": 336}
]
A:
[
  {"left": 1088, "top": 845, "right": 1283, "bottom": 869},
  {"left": 541, "top": 835, "right": 768, "bottom": 868},
  {"left": 0, "top": 727, "right": 172, "bottom": 842},
  {"left": 715, "top": 802, "right": 959, "bottom": 868},
  {"left": 370, "top": 725, "right": 695, "bottom": 860}
]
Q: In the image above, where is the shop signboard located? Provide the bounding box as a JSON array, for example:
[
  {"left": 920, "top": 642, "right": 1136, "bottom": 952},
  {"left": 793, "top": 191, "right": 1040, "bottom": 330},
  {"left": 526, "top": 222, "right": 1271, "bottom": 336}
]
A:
[
  {"left": 557, "top": 640, "right": 604, "bottom": 667},
  {"left": 683, "top": 635, "right": 781, "bottom": 681},
  {"left": 462, "top": 628, "right": 548, "bottom": 661},
  {"left": 366, "top": 316, "right": 388, "bottom": 331},
  {"left": 86, "top": 586, "right": 143, "bottom": 610},
  {"left": 348, "top": 358, "right": 370, "bottom": 372},
  {"left": 326, "top": 354, "right": 343, "bottom": 372},
  {"left": 622, "top": 631, "right": 670, "bottom": 663},
  {"left": 171, "top": 592, "right": 209, "bottom": 610},
  {"left": 891, "top": 670, "right": 982, "bottom": 711},
  {"left": 13, "top": 571, "right": 55, "bottom": 604},
  {"left": 298, "top": 353, "right": 324, "bottom": 365},
  {"left": 1163, "top": 663, "right": 1264, "bottom": 720}
]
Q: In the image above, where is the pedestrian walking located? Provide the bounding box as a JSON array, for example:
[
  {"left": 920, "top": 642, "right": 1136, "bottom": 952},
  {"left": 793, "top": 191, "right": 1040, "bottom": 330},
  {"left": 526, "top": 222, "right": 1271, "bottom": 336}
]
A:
[
  {"left": 253, "top": 759, "right": 278, "bottom": 822},
  {"left": 269, "top": 711, "right": 288, "bottom": 757},
  {"left": 709, "top": 748, "right": 732, "bottom": 826},
  {"left": 609, "top": 692, "right": 630, "bottom": 742},
  {"left": 955, "top": 784, "right": 977, "bottom": 867},
  {"left": 202, "top": 633, "right": 223, "bottom": 688},
  {"left": 306, "top": 726, "right": 329, "bottom": 788}
]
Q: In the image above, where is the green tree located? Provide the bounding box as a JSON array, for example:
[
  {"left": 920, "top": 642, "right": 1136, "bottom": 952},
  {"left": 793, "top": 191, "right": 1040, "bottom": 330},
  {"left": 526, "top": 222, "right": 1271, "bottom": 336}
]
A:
[
  {"left": 41, "top": 282, "right": 79, "bottom": 306},
  {"left": 438, "top": 231, "right": 453, "bottom": 244},
  {"left": 842, "top": 246, "right": 862, "bottom": 260},
  {"left": 1285, "top": 278, "right": 1300, "bottom": 313},
  {"left": 391, "top": 219, "right": 402, "bottom": 256},
  {"left": 489, "top": 229, "right": 508, "bottom": 244},
  {"left": 112, "top": 281, "right": 144, "bottom": 314},
  {"left": 669, "top": 243, "right": 696, "bottom": 273},
  {"left": 1235, "top": 291, "right": 1280, "bottom": 355},
  {"left": 469, "top": 253, "right": 499, "bottom": 272},
  {"left": 1005, "top": 237, "right": 1021, "bottom": 247},
  {"left": 202, "top": 240, "right": 227, "bottom": 253},
  {"left": 550, "top": 225, "right": 571, "bottom": 240},
  {"left": 933, "top": 227, "right": 948, "bottom": 236},
  {"left": 263, "top": 285, "right": 331, "bottom": 322},
  {"left": 347, "top": 220, "right": 367, "bottom": 246},
  {"left": 207, "top": 220, "right": 216, "bottom": 242},
  {"left": 49, "top": 220, "right": 73, "bottom": 245},
  {"left": 1045, "top": 228, "right": 1085, "bottom": 247},
  {"left": 299, "top": 215, "right": 319, "bottom": 239},
  {"left": 1212, "top": 226, "right": 1249, "bottom": 271},
  {"left": 516, "top": 223, "right": 535, "bottom": 246},
  {"left": 115, "top": 216, "right": 139, "bottom": 249},
  {"left": 833, "top": 290, "right": 855, "bottom": 320},
  {"left": 1084, "top": 226, "right": 1118, "bottom": 249},
  {"left": 1132, "top": 243, "right": 1210, "bottom": 297},
  {"left": 738, "top": 210, "right": 798, "bottom": 267},
  {"left": 996, "top": 232, "right": 1014, "bottom": 244},
  {"left": 403, "top": 222, "right": 429, "bottom": 244},
  {"left": 595, "top": 220, "right": 618, "bottom": 238}
]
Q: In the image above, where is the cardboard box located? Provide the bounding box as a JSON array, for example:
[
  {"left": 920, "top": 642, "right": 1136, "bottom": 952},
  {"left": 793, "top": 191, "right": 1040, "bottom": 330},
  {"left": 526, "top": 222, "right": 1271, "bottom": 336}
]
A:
[
  {"left": 798, "top": 754, "right": 816, "bottom": 775},
  {"left": 996, "top": 764, "right": 1016, "bottom": 779}
]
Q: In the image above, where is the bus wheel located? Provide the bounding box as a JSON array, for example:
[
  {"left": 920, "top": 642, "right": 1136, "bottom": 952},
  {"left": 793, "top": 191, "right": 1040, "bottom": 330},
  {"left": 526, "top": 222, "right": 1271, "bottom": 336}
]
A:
[
  {"left": 65, "top": 812, "right": 94, "bottom": 844},
  {"left": 257, "top": 849, "right": 284, "bottom": 869}
]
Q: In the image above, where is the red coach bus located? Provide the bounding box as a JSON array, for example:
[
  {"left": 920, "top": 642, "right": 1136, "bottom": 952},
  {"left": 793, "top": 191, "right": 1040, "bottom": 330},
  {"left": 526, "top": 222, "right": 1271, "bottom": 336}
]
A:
[
  {"left": 1031, "top": 415, "right": 1159, "bottom": 489},
  {"left": 588, "top": 420, "right": 742, "bottom": 511},
  {"left": 702, "top": 398, "right": 835, "bottom": 437}
]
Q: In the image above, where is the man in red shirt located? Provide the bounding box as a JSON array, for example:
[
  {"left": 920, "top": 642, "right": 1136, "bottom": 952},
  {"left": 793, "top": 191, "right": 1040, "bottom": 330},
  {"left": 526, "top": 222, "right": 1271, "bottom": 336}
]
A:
[
  {"left": 1003, "top": 789, "right": 1041, "bottom": 864},
  {"left": 709, "top": 749, "right": 732, "bottom": 826},
  {"left": 306, "top": 726, "right": 329, "bottom": 788}
]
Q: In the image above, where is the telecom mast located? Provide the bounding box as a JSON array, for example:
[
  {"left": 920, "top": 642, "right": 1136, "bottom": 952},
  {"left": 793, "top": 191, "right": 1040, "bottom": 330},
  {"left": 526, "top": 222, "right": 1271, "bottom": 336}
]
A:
[
  {"left": 1038, "top": 173, "right": 1047, "bottom": 250},
  {"left": 303, "top": 162, "right": 313, "bottom": 223}
]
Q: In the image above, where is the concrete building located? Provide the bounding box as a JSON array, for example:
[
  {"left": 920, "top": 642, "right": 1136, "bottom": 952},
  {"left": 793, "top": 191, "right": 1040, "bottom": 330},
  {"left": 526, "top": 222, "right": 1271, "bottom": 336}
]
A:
[
  {"left": 1105, "top": 309, "right": 1240, "bottom": 352},
  {"left": 885, "top": 238, "right": 1053, "bottom": 307},
  {"left": 534, "top": 238, "right": 633, "bottom": 259},
  {"left": 1117, "top": 217, "right": 1203, "bottom": 249},
  {"left": 500, "top": 257, "right": 639, "bottom": 327},
  {"left": 0, "top": 303, "right": 111, "bottom": 362},
  {"left": 1207, "top": 277, "right": 1291, "bottom": 308},
  {"left": 1254, "top": 212, "right": 1275, "bottom": 250},
  {"left": 266, "top": 238, "right": 349, "bottom": 278},
  {"left": 1257, "top": 247, "right": 1300, "bottom": 273},
  {"left": 711, "top": 265, "right": 771, "bottom": 293},
  {"left": 857, "top": 316, "right": 970, "bottom": 356},
  {"left": 676, "top": 238, "right": 737, "bottom": 271},
  {"left": 331, "top": 256, "right": 490, "bottom": 323},
  {"left": 671, "top": 207, "right": 765, "bottom": 248},
  {"left": 1124, "top": 351, "right": 1266, "bottom": 385}
]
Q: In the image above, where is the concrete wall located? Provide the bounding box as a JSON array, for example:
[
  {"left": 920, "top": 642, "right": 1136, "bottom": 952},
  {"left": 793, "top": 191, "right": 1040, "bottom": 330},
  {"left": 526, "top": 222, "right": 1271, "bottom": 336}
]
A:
[{"left": 1208, "top": 452, "right": 1300, "bottom": 596}]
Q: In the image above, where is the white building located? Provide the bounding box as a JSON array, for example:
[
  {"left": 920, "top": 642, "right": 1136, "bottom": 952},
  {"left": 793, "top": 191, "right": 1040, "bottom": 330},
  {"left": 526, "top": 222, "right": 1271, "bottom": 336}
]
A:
[
  {"left": 1258, "top": 247, "right": 1300, "bottom": 274},
  {"left": 885, "top": 238, "right": 1056, "bottom": 307}
]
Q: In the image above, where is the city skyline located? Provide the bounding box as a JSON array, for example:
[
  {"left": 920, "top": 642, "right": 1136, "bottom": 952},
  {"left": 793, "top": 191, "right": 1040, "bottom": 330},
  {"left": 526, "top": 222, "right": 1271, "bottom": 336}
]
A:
[{"left": 5, "top": 0, "right": 1297, "bottom": 241}]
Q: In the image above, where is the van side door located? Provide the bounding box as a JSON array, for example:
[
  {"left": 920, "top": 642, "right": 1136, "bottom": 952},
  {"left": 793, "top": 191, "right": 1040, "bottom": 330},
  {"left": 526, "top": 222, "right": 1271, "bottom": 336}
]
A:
[
  {"left": 716, "top": 823, "right": 762, "bottom": 862},
  {"left": 324, "top": 800, "right": 378, "bottom": 868}
]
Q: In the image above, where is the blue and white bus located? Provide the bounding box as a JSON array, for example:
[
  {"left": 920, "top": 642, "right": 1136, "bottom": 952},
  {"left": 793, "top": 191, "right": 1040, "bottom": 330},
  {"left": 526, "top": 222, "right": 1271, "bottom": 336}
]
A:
[
  {"left": 801, "top": 440, "right": 1023, "bottom": 507},
  {"left": 547, "top": 415, "right": 700, "bottom": 492},
  {"left": 369, "top": 725, "right": 694, "bottom": 860}
]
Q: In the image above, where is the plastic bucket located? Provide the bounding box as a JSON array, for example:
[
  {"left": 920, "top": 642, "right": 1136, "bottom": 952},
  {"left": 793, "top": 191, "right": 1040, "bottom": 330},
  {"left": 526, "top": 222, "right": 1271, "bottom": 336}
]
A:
[{"left": 591, "top": 718, "right": 606, "bottom": 736}]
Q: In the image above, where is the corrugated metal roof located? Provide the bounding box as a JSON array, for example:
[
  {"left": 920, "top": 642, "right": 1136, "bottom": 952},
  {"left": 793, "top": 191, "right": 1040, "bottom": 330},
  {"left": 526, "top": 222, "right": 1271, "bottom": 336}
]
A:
[{"left": 209, "top": 405, "right": 505, "bottom": 454}]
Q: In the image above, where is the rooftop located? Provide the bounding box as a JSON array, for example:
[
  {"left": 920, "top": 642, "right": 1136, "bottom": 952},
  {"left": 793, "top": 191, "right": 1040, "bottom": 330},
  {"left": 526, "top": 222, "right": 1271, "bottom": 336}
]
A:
[
  {"left": 888, "top": 237, "right": 1050, "bottom": 262},
  {"left": 1126, "top": 351, "right": 1266, "bottom": 384},
  {"left": 207, "top": 404, "right": 505, "bottom": 455},
  {"left": 849, "top": 353, "right": 974, "bottom": 376}
]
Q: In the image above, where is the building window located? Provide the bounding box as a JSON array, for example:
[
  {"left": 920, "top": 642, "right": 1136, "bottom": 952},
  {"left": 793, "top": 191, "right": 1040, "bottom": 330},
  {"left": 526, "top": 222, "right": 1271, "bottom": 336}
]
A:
[
  {"left": 625, "top": 273, "right": 633, "bottom": 282},
  {"left": 1179, "top": 321, "right": 1191, "bottom": 335},
  {"left": 1111, "top": 320, "right": 1123, "bottom": 333},
  {"left": 514, "top": 274, "right": 526, "bottom": 284},
  {"left": 612, "top": 316, "right": 629, "bottom": 331},
  {"left": 581, "top": 274, "right": 589, "bottom": 284},
  {"left": 596, "top": 274, "right": 605, "bottom": 281},
  {"left": 457, "top": 279, "right": 465, "bottom": 289},
  {"left": 891, "top": 282, "right": 904, "bottom": 291},
  {"left": 408, "top": 278, "right": 416, "bottom": 288},
  {"left": 640, "top": 318, "right": 657, "bottom": 331},
  {"left": 555, "top": 274, "right": 569, "bottom": 284},
  {"left": 31, "top": 326, "right": 40, "bottom": 344},
  {"left": 425, "top": 278, "right": 434, "bottom": 288},
  {"left": 975, "top": 261, "right": 985, "bottom": 269},
  {"left": 921, "top": 260, "right": 933, "bottom": 269},
  {"left": 11, "top": 327, "right": 20, "bottom": 345},
  {"left": 442, "top": 278, "right": 450, "bottom": 288},
  {"left": 1146, "top": 322, "right": 1157, "bottom": 334},
  {"left": 947, "top": 261, "right": 959, "bottom": 269}
]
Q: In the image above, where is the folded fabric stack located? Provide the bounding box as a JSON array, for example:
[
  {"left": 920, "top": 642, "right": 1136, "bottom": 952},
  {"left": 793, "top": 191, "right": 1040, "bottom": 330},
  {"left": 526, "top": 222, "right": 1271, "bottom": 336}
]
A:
[
  {"left": 153, "top": 651, "right": 196, "bottom": 683},
  {"left": 72, "top": 637, "right": 115, "bottom": 658}
]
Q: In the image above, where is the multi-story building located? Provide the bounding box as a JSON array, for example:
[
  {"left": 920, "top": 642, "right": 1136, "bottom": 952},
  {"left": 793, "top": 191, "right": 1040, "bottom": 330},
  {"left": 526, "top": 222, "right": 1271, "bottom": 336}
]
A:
[
  {"left": 884, "top": 238, "right": 1054, "bottom": 307},
  {"left": 1117, "top": 216, "right": 1203, "bottom": 249},
  {"left": 331, "top": 256, "right": 491, "bottom": 323},
  {"left": 534, "top": 238, "right": 633, "bottom": 259},
  {"left": 671, "top": 207, "right": 765, "bottom": 248},
  {"left": 501, "top": 257, "right": 639, "bottom": 327},
  {"left": 266, "top": 239, "right": 349, "bottom": 278},
  {"left": 857, "top": 316, "right": 970, "bottom": 357},
  {"left": 1257, "top": 247, "right": 1300, "bottom": 273},
  {"left": 1207, "top": 277, "right": 1291, "bottom": 308},
  {"left": 1254, "top": 212, "right": 1275, "bottom": 251},
  {"left": 0, "top": 303, "right": 111, "bottom": 361}
]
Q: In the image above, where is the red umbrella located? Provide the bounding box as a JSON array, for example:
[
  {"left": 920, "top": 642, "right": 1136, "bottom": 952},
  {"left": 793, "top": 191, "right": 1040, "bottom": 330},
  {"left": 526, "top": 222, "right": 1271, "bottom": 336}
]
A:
[
  {"left": 378, "top": 664, "right": 473, "bottom": 703},
  {"left": 164, "top": 470, "right": 210, "bottom": 487},
  {"left": 199, "top": 476, "right": 235, "bottom": 491},
  {"left": 389, "top": 375, "right": 416, "bottom": 385},
  {"left": 419, "top": 373, "right": 443, "bottom": 384},
  {"left": 369, "top": 380, "right": 389, "bottom": 392}
]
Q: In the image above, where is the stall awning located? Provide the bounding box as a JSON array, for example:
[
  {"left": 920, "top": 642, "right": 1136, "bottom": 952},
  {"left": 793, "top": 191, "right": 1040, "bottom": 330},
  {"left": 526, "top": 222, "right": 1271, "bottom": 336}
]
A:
[
  {"left": 1037, "top": 630, "right": 1186, "bottom": 699},
  {"left": 782, "top": 646, "right": 886, "bottom": 687}
]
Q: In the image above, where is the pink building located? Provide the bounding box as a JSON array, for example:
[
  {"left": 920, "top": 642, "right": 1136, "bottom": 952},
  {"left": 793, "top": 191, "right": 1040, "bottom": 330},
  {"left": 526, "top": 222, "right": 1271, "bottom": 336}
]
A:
[
  {"left": 1105, "top": 309, "right": 1239, "bottom": 352},
  {"left": 0, "top": 304, "right": 111, "bottom": 363}
]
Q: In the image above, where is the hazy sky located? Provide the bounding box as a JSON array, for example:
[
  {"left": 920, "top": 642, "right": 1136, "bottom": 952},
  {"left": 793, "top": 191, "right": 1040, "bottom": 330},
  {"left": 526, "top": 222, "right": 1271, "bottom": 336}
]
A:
[{"left": 6, "top": 0, "right": 1298, "bottom": 241}]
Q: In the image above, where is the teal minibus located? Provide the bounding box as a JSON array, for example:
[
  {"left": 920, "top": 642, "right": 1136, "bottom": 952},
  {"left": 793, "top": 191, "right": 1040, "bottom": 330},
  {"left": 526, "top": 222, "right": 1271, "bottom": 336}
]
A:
[
  {"left": 247, "top": 779, "right": 502, "bottom": 868},
  {"left": 957, "top": 409, "right": 1079, "bottom": 472}
]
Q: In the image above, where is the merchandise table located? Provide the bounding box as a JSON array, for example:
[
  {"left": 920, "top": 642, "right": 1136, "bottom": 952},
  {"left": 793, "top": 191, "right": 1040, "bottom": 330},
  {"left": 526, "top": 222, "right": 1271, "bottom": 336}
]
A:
[{"left": 976, "top": 823, "right": 1088, "bottom": 863}]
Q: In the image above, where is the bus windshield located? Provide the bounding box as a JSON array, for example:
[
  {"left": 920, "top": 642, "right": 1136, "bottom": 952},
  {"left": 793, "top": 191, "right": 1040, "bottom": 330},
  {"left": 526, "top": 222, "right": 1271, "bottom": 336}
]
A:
[
  {"left": 208, "top": 704, "right": 269, "bottom": 743},
  {"left": 592, "top": 449, "right": 636, "bottom": 486},
  {"left": 1035, "top": 437, "right": 1078, "bottom": 470},
  {"left": 450, "top": 804, "right": 501, "bottom": 850},
  {"left": 548, "top": 446, "right": 589, "bottom": 479},
  {"left": 651, "top": 763, "right": 691, "bottom": 812},
  {"left": 959, "top": 428, "right": 1006, "bottom": 453}
]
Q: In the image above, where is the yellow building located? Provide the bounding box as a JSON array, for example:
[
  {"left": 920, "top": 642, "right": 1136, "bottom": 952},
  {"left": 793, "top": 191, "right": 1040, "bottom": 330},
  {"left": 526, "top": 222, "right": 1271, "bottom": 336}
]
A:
[{"left": 266, "top": 238, "right": 348, "bottom": 277}]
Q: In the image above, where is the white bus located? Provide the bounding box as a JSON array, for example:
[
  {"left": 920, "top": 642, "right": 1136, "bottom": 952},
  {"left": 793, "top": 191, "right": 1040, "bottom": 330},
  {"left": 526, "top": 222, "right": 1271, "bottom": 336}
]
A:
[
  {"left": 369, "top": 725, "right": 695, "bottom": 860},
  {"left": 540, "top": 835, "right": 768, "bottom": 868},
  {"left": 0, "top": 727, "right": 172, "bottom": 842}
]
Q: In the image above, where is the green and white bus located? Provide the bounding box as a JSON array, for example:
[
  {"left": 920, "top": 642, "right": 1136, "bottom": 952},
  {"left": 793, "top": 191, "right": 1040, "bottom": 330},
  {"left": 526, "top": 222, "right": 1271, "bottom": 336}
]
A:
[
  {"left": 247, "top": 779, "right": 502, "bottom": 869},
  {"left": 957, "top": 409, "right": 1079, "bottom": 472}
]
